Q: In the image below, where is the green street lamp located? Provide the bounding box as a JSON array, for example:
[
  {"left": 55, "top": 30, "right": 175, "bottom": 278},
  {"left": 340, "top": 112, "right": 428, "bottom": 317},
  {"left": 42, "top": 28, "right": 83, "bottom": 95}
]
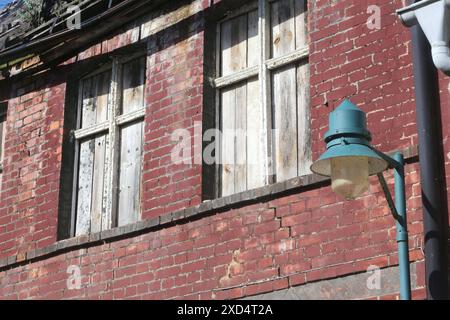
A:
[{"left": 310, "top": 99, "right": 412, "bottom": 300}]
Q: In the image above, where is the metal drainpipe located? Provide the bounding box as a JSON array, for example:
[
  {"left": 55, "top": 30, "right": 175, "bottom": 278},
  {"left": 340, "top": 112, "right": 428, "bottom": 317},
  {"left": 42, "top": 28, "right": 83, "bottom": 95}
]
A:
[{"left": 410, "top": 10, "right": 449, "bottom": 299}]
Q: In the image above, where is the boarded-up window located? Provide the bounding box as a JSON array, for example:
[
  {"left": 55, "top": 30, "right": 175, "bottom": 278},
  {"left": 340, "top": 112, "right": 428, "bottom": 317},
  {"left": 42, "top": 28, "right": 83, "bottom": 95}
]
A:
[
  {"left": 73, "top": 56, "right": 146, "bottom": 236},
  {"left": 214, "top": 0, "right": 310, "bottom": 196},
  {"left": 0, "top": 103, "right": 6, "bottom": 192}
]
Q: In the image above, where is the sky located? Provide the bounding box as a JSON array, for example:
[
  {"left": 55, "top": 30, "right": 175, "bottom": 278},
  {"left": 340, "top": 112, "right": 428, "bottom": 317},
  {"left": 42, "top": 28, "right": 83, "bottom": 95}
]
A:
[{"left": 0, "top": 0, "right": 13, "bottom": 10}]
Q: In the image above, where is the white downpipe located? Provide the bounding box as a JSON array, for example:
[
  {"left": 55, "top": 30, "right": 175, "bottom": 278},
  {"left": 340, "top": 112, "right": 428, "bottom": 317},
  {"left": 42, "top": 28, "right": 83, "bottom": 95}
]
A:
[
  {"left": 432, "top": 41, "right": 450, "bottom": 75},
  {"left": 397, "top": 0, "right": 450, "bottom": 75}
]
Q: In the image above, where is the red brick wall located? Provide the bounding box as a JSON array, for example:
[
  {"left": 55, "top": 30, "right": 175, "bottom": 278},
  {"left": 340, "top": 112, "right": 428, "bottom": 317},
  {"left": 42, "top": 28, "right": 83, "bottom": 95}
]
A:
[
  {"left": 0, "top": 74, "right": 66, "bottom": 258},
  {"left": 0, "top": 0, "right": 447, "bottom": 299},
  {"left": 142, "top": 23, "right": 204, "bottom": 219},
  {"left": 0, "top": 181, "right": 426, "bottom": 299},
  {"left": 310, "top": 0, "right": 417, "bottom": 160},
  {"left": 0, "top": 0, "right": 207, "bottom": 258}
]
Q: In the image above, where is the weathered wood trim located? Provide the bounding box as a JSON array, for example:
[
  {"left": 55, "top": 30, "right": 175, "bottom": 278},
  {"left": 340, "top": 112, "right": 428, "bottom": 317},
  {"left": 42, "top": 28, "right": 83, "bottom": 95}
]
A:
[
  {"left": 266, "top": 46, "right": 309, "bottom": 70},
  {"left": 73, "top": 122, "right": 109, "bottom": 139},
  {"left": 106, "top": 59, "right": 121, "bottom": 229},
  {"left": 69, "top": 77, "right": 85, "bottom": 238},
  {"left": 201, "top": 17, "right": 219, "bottom": 200},
  {"left": 116, "top": 108, "right": 145, "bottom": 125},
  {"left": 213, "top": 66, "right": 259, "bottom": 88},
  {"left": 215, "top": 21, "right": 223, "bottom": 199},
  {"left": 260, "top": 0, "right": 273, "bottom": 185}
]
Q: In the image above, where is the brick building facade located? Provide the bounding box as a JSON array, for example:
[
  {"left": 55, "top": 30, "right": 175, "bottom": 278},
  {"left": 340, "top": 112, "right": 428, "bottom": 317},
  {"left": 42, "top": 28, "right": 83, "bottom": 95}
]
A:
[{"left": 0, "top": 0, "right": 448, "bottom": 299}]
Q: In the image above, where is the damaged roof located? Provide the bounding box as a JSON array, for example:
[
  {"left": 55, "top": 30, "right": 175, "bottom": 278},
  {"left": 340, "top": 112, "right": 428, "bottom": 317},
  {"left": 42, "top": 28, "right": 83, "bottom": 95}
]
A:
[
  {"left": 0, "top": 0, "right": 246, "bottom": 80},
  {"left": 0, "top": 0, "right": 169, "bottom": 80},
  {"left": 0, "top": 0, "right": 24, "bottom": 51}
]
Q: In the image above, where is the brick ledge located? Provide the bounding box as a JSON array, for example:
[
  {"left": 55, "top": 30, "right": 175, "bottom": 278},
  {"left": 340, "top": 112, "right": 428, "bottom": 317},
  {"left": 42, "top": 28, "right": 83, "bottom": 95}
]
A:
[{"left": 0, "top": 145, "right": 418, "bottom": 270}]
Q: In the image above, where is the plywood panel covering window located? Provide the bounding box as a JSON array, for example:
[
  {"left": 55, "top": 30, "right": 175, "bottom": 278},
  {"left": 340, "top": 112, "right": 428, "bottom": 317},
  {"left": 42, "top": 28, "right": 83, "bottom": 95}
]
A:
[
  {"left": 214, "top": 0, "right": 310, "bottom": 197},
  {"left": 0, "top": 103, "right": 6, "bottom": 193},
  {"left": 72, "top": 56, "right": 146, "bottom": 236}
]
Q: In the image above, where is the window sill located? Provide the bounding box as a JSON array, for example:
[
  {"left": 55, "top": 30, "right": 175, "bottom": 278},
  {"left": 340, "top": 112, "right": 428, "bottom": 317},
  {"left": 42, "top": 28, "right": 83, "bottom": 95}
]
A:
[{"left": 0, "top": 145, "right": 418, "bottom": 270}]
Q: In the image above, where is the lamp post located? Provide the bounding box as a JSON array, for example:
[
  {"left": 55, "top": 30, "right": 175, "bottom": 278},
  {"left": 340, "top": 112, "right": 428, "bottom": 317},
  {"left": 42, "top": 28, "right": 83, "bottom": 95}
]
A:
[{"left": 310, "top": 99, "right": 412, "bottom": 300}]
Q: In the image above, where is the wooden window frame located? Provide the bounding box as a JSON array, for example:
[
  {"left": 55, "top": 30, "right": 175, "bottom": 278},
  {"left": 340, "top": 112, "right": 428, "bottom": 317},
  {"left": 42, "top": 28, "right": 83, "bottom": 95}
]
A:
[
  {"left": 211, "top": 0, "right": 310, "bottom": 197},
  {"left": 70, "top": 53, "right": 146, "bottom": 237}
]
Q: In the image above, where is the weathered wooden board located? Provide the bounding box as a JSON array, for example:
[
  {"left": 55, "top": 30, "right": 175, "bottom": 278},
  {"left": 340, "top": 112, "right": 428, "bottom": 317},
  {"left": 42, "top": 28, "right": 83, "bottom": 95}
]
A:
[
  {"left": 247, "top": 9, "right": 259, "bottom": 68},
  {"left": 80, "top": 70, "right": 111, "bottom": 127},
  {"left": 221, "top": 13, "right": 248, "bottom": 77},
  {"left": 90, "top": 71, "right": 110, "bottom": 233},
  {"left": 234, "top": 83, "right": 247, "bottom": 193},
  {"left": 270, "top": 0, "right": 311, "bottom": 181},
  {"left": 75, "top": 139, "right": 95, "bottom": 236},
  {"left": 295, "top": 0, "right": 307, "bottom": 50},
  {"left": 81, "top": 76, "right": 95, "bottom": 129},
  {"left": 271, "top": 0, "right": 296, "bottom": 59},
  {"left": 101, "top": 131, "right": 111, "bottom": 231},
  {"left": 118, "top": 121, "right": 143, "bottom": 226},
  {"left": 221, "top": 86, "right": 236, "bottom": 197},
  {"left": 76, "top": 75, "right": 96, "bottom": 235},
  {"left": 246, "top": 78, "right": 266, "bottom": 190},
  {"left": 216, "top": 0, "right": 310, "bottom": 193},
  {"left": 117, "top": 56, "right": 145, "bottom": 226},
  {"left": 76, "top": 70, "right": 111, "bottom": 235},
  {"left": 297, "top": 61, "right": 311, "bottom": 176},
  {"left": 245, "top": 7, "right": 265, "bottom": 190},
  {"left": 219, "top": 8, "right": 268, "bottom": 195},
  {"left": 272, "top": 65, "right": 298, "bottom": 182},
  {"left": 90, "top": 134, "right": 107, "bottom": 233},
  {"left": 95, "top": 71, "right": 111, "bottom": 123},
  {"left": 122, "top": 57, "right": 146, "bottom": 114}
]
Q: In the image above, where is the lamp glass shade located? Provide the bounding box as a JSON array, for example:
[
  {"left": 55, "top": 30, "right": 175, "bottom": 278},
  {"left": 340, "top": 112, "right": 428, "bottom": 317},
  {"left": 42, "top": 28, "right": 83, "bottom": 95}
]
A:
[
  {"left": 310, "top": 143, "right": 388, "bottom": 177},
  {"left": 331, "top": 156, "right": 369, "bottom": 199}
]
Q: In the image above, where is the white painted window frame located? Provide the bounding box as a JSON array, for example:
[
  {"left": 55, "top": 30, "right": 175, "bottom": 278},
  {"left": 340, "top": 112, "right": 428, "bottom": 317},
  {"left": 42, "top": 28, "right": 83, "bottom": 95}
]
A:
[{"left": 70, "top": 53, "right": 146, "bottom": 236}]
